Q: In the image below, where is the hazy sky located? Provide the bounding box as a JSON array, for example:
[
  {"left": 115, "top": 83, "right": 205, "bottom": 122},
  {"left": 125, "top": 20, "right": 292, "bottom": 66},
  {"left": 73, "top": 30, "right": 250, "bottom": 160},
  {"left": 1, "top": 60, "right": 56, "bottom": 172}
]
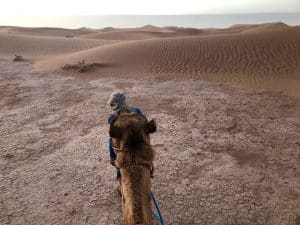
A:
[{"left": 1, "top": 0, "right": 299, "bottom": 17}]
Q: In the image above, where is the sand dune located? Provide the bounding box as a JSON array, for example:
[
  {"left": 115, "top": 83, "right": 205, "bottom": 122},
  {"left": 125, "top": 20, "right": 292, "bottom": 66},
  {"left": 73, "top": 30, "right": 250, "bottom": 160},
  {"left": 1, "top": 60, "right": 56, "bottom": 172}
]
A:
[
  {"left": 38, "top": 27, "right": 300, "bottom": 71},
  {"left": 229, "top": 22, "right": 288, "bottom": 30},
  {"left": 1, "top": 23, "right": 299, "bottom": 96},
  {"left": 79, "top": 27, "right": 205, "bottom": 40},
  {"left": 139, "top": 25, "right": 167, "bottom": 31},
  {"left": 79, "top": 30, "right": 175, "bottom": 40},
  {"left": 205, "top": 22, "right": 289, "bottom": 36},
  {"left": 0, "top": 26, "right": 96, "bottom": 37},
  {"left": 36, "top": 26, "right": 300, "bottom": 96},
  {"left": 240, "top": 22, "right": 289, "bottom": 33},
  {"left": 0, "top": 32, "right": 115, "bottom": 60}
]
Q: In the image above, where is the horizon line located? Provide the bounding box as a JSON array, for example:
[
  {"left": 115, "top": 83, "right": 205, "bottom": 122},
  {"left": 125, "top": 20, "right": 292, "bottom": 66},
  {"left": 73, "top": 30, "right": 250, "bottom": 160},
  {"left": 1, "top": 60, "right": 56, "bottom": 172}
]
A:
[{"left": 2, "top": 12, "right": 300, "bottom": 17}]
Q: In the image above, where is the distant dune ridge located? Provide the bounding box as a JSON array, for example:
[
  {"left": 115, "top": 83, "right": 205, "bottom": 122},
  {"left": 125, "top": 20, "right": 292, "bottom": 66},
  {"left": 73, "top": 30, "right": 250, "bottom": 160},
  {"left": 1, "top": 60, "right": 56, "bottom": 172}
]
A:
[
  {"left": 0, "top": 22, "right": 299, "bottom": 97},
  {"left": 0, "top": 26, "right": 96, "bottom": 37},
  {"left": 0, "top": 32, "right": 115, "bottom": 60}
]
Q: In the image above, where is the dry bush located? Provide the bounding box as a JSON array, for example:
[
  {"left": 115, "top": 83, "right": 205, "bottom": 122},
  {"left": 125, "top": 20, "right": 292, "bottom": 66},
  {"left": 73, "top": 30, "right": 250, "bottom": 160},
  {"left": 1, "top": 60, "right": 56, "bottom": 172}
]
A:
[
  {"left": 60, "top": 60, "right": 102, "bottom": 73},
  {"left": 13, "top": 55, "right": 24, "bottom": 62}
]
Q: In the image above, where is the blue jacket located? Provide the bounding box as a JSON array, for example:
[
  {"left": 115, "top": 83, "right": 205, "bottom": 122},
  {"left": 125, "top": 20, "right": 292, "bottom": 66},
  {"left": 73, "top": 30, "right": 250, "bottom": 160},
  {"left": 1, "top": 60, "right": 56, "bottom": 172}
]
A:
[{"left": 108, "top": 107, "right": 143, "bottom": 159}]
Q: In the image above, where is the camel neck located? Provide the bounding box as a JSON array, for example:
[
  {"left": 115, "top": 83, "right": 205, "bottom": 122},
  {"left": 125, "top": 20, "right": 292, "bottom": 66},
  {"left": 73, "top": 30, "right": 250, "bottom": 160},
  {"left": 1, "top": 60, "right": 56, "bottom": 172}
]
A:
[{"left": 121, "top": 167, "right": 154, "bottom": 225}]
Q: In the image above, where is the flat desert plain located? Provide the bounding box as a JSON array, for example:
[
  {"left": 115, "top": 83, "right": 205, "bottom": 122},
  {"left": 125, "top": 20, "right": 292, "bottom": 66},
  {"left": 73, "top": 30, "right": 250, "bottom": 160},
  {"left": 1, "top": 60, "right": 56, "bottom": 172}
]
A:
[{"left": 0, "top": 23, "right": 299, "bottom": 225}]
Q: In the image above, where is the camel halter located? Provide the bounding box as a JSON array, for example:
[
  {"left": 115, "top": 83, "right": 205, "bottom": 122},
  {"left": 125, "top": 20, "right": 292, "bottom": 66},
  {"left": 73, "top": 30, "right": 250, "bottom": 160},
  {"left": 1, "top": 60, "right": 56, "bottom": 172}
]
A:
[
  {"left": 112, "top": 145, "right": 153, "bottom": 172},
  {"left": 112, "top": 145, "right": 124, "bottom": 152}
]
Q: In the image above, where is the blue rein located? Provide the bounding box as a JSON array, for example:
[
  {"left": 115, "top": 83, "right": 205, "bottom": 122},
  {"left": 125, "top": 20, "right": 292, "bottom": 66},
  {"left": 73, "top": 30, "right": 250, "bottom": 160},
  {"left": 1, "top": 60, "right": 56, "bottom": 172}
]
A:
[{"left": 151, "top": 192, "right": 165, "bottom": 225}]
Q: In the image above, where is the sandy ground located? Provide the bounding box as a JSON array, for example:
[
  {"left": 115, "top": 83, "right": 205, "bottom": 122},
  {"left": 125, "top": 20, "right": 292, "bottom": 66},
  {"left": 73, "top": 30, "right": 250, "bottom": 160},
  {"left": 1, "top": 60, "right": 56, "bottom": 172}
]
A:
[
  {"left": 0, "top": 22, "right": 300, "bottom": 225},
  {"left": 0, "top": 60, "right": 299, "bottom": 225}
]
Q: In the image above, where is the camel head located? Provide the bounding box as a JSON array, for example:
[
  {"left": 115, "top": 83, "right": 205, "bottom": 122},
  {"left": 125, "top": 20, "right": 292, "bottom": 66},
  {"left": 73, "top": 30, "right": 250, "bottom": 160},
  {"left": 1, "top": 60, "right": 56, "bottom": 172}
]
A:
[{"left": 109, "top": 112, "right": 156, "bottom": 150}]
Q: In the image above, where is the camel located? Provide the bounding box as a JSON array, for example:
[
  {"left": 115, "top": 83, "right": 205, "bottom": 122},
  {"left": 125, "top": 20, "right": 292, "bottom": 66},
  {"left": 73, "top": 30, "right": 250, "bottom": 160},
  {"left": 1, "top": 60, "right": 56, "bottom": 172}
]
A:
[{"left": 109, "top": 111, "right": 157, "bottom": 225}]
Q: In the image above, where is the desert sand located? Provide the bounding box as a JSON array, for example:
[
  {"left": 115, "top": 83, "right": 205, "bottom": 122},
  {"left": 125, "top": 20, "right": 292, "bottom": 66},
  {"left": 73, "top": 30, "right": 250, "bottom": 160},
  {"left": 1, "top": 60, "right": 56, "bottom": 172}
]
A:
[
  {"left": 1, "top": 23, "right": 299, "bottom": 97},
  {"left": 0, "top": 23, "right": 299, "bottom": 225}
]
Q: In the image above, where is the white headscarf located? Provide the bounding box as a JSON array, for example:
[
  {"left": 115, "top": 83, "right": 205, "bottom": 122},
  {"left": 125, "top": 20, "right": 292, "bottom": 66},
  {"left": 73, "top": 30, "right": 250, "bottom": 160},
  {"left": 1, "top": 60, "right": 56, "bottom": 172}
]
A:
[{"left": 108, "top": 90, "right": 133, "bottom": 115}]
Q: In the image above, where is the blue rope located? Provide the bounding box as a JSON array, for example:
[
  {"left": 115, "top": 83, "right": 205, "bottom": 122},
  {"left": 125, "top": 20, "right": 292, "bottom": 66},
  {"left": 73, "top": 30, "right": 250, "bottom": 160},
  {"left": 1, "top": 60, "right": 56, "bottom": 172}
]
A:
[
  {"left": 151, "top": 192, "right": 165, "bottom": 225},
  {"left": 151, "top": 211, "right": 162, "bottom": 223}
]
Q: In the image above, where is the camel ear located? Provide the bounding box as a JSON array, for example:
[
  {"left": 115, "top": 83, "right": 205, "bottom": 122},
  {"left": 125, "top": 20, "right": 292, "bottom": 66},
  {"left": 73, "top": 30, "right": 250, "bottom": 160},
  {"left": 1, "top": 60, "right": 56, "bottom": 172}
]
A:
[
  {"left": 109, "top": 124, "right": 121, "bottom": 138},
  {"left": 145, "top": 119, "right": 156, "bottom": 134}
]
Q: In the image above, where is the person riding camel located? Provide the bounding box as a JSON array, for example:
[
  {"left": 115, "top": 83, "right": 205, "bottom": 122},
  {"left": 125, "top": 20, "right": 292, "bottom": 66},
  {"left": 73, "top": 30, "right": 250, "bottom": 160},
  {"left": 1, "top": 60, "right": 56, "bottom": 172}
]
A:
[{"left": 107, "top": 90, "right": 144, "bottom": 180}]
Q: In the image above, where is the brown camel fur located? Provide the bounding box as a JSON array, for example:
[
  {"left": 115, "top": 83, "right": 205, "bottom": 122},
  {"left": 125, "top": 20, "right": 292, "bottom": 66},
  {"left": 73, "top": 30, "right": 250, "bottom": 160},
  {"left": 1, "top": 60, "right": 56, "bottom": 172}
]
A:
[{"left": 109, "top": 111, "right": 156, "bottom": 225}]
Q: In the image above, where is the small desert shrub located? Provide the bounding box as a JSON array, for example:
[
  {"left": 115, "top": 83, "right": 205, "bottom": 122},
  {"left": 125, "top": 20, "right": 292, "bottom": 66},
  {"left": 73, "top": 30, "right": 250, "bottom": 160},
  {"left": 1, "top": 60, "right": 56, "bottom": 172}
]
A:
[
  {"left": 13, "top": 55, "right": 24, "bottom": 62},
  {"left": 61, "top": 60, "right": 102, "bottom": 73}
]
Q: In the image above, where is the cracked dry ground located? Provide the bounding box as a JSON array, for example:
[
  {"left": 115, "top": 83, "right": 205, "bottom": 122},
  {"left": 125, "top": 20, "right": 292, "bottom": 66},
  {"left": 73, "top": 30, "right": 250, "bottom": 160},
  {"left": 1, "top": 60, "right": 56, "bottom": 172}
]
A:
[{"left": 0, "top": 60, "right": 299, "bottom": 225}]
